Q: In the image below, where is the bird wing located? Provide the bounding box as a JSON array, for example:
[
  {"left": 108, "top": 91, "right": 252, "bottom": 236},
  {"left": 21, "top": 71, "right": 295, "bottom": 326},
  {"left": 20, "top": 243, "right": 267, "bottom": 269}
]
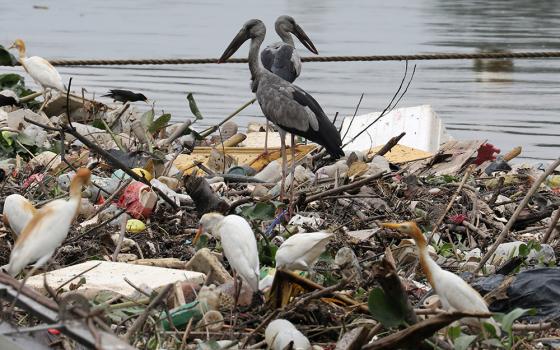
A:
[
  {"left": 256, "top": 76, "right": 343, "bottom": 158},
  {"left": 7, "top": 200, "right": 73, "bottom": 276},
  {"left": 435, "top": 269, "right": 490, "bottom": 313},
  {"left": 276, "top": 232, "right": 332, "bottom": 269},
  {"left": 261, "top": 43, "right": 280, "bottom": 73},
  {"left": 219, "top": 215, "right": 260, "bottom": 290},
  {"left": 23, "top": 56, "right": 65, "bottom": 91},
  {"left": 261, "top": 42, "right": 300, "bottom": 83},
  {"left": 3, "top": 194, "right": 36, "bottom": 236}
]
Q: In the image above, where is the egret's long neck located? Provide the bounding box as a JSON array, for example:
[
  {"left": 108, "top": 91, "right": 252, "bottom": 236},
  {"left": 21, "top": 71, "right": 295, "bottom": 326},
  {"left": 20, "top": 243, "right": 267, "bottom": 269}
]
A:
[
  {"left": 276, "top": 27, "right": 294, "bottom": 47},
  {"left": 69, "top": 179, "right": 84, "bottom": 217},
  {"left": 413, "top": 228, "right": 441, "bottom": 288},
  {"left": 248, "top": 34, "right": 265, "bottom": 83},
  {"left": 17, "top": 47, "right": 26, "bottom": 61}
]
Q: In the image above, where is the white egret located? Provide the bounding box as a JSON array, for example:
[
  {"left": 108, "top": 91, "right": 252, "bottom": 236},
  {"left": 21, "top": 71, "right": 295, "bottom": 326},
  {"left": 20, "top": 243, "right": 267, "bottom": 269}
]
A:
[
  {"left": 8, "top": 39, "right": 66, "bottom": 104},
  {"left": 382, "top": 222, "right": 501, "bottom": 335},
  {"left": 195, "top": 213, "right": 260, "bottom": 292},
  {"left": 7, "top": 168, "right": 91, "bottom": 276}
]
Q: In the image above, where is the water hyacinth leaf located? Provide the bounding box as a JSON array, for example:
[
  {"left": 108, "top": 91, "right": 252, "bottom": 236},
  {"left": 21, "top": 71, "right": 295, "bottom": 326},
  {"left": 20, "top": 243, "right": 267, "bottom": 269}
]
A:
[
  {"left": 187, "top": 93, "right": 203, "bottom": 120},
  {"left": 368, "top": 287, "right": 407, "bottom": 328},
  {"left": 149, "top": 113, "right": 171, "bottom": 133},
  {"left": 0, "top": 46, "right": 17, "bottom": 66}
]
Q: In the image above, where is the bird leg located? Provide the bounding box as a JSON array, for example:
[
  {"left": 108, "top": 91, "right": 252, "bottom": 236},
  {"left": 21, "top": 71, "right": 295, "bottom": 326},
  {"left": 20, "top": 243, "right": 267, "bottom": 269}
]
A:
[
  {"left": 229, "top": 272, "right": 243, "bottom": 332},
  {"left": 279, "top": 131, "right": 287, "bottom": 200},
  {"left": 264, "top": 120, "right": 269, "bottom": 155},
  {"left": 289, "top": 133, "right": 297, "bottom": 214},
  {"left": 38, "top": 89, "right": 49, "bottom": 112}
]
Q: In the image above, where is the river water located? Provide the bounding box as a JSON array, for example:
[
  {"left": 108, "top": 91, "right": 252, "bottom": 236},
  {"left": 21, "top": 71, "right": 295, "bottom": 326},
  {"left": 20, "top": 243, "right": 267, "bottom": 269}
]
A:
[{"left": 1, "top": 0, "right": 559, "bottom": 161}]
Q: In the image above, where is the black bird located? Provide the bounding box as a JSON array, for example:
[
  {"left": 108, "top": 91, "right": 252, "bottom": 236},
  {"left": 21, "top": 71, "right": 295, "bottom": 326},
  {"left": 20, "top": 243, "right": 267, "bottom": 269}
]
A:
[
  {"left": 0, "top": 94, "right": 19, "bottom": 107},
  {"left": 102, "top": 89, "right": 148, "bottom": 103}
]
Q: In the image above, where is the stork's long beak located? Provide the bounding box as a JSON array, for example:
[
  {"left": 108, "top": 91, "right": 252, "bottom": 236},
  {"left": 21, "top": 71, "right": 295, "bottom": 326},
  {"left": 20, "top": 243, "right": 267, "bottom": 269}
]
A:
[
  {"left": 293, "top": 24, "right": 318, "bottom": 55},
  {"left": 218, "top": 29, "right": 249, "bottom": 63},
  {"left": 193, "top": 226, "right": 204, "bottom": 244}
]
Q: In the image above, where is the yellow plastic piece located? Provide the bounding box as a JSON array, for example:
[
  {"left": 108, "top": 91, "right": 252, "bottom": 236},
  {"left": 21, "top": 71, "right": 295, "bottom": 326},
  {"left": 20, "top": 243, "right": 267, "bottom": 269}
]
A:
[
  {"left": 126, "top": 219, "right": 146, "bottom": 233},
  {"left": 132, "top": 168, "right": 153, "bottom": 181}
]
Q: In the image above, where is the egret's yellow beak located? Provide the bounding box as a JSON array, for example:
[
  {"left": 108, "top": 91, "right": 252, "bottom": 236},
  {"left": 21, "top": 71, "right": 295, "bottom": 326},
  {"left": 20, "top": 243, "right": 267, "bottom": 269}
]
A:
[
  {"left": 381, "top": 222, "right": 401, "bottom": 230},
  {"left": 193, "top": 226, "right": 204, "bottom": 244},
  {"left": 7, "top": 43, "right": 15, "bottom": 50}
]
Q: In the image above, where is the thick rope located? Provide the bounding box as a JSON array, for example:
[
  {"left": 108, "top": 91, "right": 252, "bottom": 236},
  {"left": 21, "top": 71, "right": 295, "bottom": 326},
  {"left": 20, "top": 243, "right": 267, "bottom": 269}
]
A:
[{"left": 2, "top": 51, "right": 560, "bottom": 66}]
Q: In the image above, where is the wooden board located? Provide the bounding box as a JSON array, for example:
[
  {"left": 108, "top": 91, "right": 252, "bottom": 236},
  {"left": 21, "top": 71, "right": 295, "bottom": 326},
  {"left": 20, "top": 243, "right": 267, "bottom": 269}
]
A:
[
  {"left": 366, "top": 144, "right": 433, "bottom": 164},
  {"left": 174, "top": 144, "right": 317, "bottom": 174}
]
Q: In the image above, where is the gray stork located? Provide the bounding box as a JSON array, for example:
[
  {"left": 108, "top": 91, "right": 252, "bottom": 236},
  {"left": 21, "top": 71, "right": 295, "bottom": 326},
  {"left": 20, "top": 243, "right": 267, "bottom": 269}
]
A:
[
  {"left": 219, "top": 19, "right": 344, "bottom": 199},
  {"left": 260, "top": 15, "right": 318, "bottom": 86},
  {"left": 259, "top": 16, "right": 318, "bottom": 153}
]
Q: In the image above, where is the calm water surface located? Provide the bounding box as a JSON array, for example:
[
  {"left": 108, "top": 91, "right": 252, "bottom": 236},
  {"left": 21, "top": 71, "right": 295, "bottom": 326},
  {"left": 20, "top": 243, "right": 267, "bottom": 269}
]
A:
[{"left": 1, "top": 0, "right": 559, "bottom": 161}]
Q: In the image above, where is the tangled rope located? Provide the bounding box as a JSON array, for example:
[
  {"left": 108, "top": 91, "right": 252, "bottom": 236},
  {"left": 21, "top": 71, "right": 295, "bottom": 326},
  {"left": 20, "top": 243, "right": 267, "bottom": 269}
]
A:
[{"left": 2, "top": 51, "right": 560, "bottom": 66}]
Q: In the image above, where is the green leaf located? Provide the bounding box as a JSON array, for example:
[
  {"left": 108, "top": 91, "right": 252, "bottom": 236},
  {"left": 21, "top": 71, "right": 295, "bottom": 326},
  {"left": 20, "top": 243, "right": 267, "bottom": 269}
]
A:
[
  {"left": 500, "top": 308, "right": 531, "bottom": 334},
  {"left": 91, "top": 119, "right": 107, "bottom": 130},
  {"left": 447, "top": 325, "right": 462, "bottom": 341},
  {"left": 1, "top": 131, "right": 15, "bottom": 146},
  {"left": 187, "top": 93, "right": 204, "bottom": 120},
  {"left": 0, "top": 46, "right": 17, "bottom": 66},
  {"left": 239, "top": 202, "right": 276, "bottom": 221},
  {"left": 0, "top": 73, "right": 22, "bottom": 88},
  {"left": 454, "top": 334, "right": 477, "bottom": 350},
  {"left": 518, "top": 243, "right": 529, "bottom": 257},
  {"left": 141, "top": 109, "right": 154, "bottom": 129},
  {"left": 149, "top": 113, "right": 171, "bottom": 133},
  {"left": 482, "top": 321, "right": 498, "bottom": 338},
  {"left": 367, "top": 287, "right": 406, "bottom": 328},
  {"left": 258, "top": 238, "right": 278, "bottom": 267}
]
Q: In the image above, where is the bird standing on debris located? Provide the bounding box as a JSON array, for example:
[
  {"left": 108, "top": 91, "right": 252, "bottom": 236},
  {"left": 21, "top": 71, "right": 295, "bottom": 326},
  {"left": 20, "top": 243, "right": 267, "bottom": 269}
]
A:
[
  {"left": 275, "top": 232, "right": 332, "bottom": 274},
  {"left": 261, "top": 15, "right": 318, "bottom": 85},
  {"left": 8, "top": 39, "right": 66, "bottom": 103},
  {"left": 195, "top": 213, "right": 260, "bottom": 292},
  {"left": 219, "top": 19, "right": 344, "bottom": 200},
  {"left": 7, "top": 168, "right": 91, "bottom": 277},
  {"left": 102, "top": 89, "right": 148, "bottom": 103},
  {"left": 381, "top": 222, "right": 501, "bottom": 334},
  {"left": 259, "top": 15, "right": 318, "bottom": 153},
  {"left": 2, "top": 194, "right": 36, "bottom": 236}
]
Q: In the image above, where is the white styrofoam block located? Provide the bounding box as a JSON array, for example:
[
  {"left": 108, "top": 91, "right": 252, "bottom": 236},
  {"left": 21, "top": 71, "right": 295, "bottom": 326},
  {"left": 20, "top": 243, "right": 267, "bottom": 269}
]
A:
[
  {"left": 340, "top": 104, "right": 452, "bottom": 153},
  {"left": 26, "top": 260, "right": 205, "bottom": 298}
]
